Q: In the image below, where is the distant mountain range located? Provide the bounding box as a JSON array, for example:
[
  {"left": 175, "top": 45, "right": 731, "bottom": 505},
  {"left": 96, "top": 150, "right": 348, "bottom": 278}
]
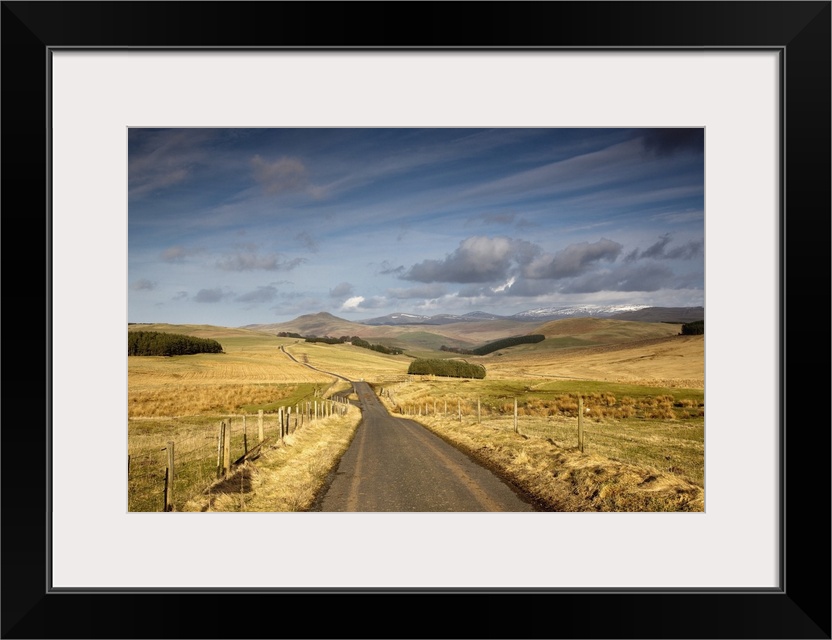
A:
[
  {"left": 361, "top": 305, "right": 703, "bottom": 325},
  {"left": 243, "top": 306, "right": 704, "bottom": 348}
]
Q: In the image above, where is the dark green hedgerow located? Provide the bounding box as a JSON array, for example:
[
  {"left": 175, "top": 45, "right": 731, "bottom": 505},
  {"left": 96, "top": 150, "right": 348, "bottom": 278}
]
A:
[{"left": 407, "top": 358, "right": 486, "bottom": 379}]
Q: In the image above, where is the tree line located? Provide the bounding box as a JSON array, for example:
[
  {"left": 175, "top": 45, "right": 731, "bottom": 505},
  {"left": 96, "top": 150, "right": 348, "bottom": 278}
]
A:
[
  {"left": 128, "top": 331, "right": 224, "bottom": 356},
  {"left": 291, "top": 334, "right": 404, "bottom": 355},
  {"left": 681, "top": 320, "right": 704, "bottom": 335},
  {"left": 440, "top": 334, "right": 546, "bottom": 356}
]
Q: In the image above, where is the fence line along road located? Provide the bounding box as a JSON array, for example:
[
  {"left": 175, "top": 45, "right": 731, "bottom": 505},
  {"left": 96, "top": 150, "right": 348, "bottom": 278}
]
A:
[{"left": 128, "top": 396, "right": 351, "bottom": 512}]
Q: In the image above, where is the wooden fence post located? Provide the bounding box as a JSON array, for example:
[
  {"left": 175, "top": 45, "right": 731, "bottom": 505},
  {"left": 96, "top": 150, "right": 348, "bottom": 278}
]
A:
[
  {"left": 578, "top": 396, "right": 584, "bottom": 452},
  {"left": 514, "top": 398, "right": 518, "bottom": 434},
  {"left": 164, "top": 441, "right": 174, "bottom": 511},
  {"left": 288, "top": 407, "right": 293, "bottom": 433},
  {"left": 477, "top": 397, "right": 481, "bottom": 423},
  {"left": 217, "top": 421, "right": 225, "bottom": 478},
  {"left": 222, "top": 420, "right": 231, "bottom": 476},
  {"left": 243, "top": 415, "right": 248, "bottom": 454},
  {"left": 458, "top": 399, "right": 462, "bottom": 422},
  {"left": 258, "top": 410, "right": 264, "bottom": 444}
]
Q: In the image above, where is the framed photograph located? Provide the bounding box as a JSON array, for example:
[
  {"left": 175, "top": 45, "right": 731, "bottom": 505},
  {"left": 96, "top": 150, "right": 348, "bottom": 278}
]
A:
[{"left": 4, "top": 2, "right": 829, "bottom": 638}]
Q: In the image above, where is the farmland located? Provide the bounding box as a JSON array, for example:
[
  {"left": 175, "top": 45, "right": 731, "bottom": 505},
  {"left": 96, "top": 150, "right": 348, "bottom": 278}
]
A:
[{"left": 127, "top": 317, "right": 704, "bottom": 512}]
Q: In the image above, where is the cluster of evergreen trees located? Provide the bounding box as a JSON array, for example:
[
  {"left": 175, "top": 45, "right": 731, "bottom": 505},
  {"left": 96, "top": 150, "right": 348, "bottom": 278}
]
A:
[
  {"left": 439, "top": 345, "right": 475, "bottom": 355},
  {"left": 681, "top": 320, "right": 704, "bottom": 335},
  {"left": 304, "top": 336, "right": 343, "bottom": 344},
  {"left": 407, "top": 359, "right": 486, "bottom": 379},
  {"left": 276, "top": 331, "right": 303, "bottom": 338},
  {"left": 128, "top": 331, "right": 224, "bottom": 356},
  {"left": 302, "top": 335, "right": 403, "bottom": 355},
  {"left": 440, "top": 334, "right": 546, "bottom": 356},
  {"left": 347, "top": 337, "right": 403, "bottom": 355},
  {"left": 471, "top": 334, "right": 545, "bottom": 355}
]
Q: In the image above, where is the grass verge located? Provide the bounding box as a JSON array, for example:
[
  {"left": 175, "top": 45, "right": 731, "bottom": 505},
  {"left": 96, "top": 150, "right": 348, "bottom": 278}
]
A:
[{"left": 180, "top": 405, "right": 362, "bottom": 512}]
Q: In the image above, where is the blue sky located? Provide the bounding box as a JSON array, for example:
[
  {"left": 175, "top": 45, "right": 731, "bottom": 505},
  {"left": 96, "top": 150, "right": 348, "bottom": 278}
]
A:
[{"left": 128, "top": 128, "right": 704, "bottom": 326}]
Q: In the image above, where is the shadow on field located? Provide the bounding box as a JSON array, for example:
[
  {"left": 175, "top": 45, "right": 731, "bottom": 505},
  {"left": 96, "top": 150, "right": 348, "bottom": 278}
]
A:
[{"left": 197, "top": 465, "right": 254, "bottom": 511}]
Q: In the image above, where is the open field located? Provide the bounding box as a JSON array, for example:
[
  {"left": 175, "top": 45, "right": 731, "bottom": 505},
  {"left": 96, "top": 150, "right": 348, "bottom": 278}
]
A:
[
  {"left": 408, "top": 412, "right": 703, "bottom": 511},
  {"left": 128, "top": 325, "right": 357, "bottom": 511},
  {"left": 129, "top": 398, "right": 351, "bottom": 511},
  {"left": 483, "top": 334, "right": 704, "bottom": 388},
  {"left": 128, "top": 319, "right": 704, "bottom": 511},
  {"left": 128, "top": 325, "right": 334, "bottom": 417},
  {"left": 281, "top": 340, "right": 411, "bottom": 382}
]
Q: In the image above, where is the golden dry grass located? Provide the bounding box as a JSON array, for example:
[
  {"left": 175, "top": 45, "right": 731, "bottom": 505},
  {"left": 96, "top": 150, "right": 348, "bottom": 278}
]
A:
[
  {"left": 128, "top": 329, "right": 334, "bottom": 417},
  {"left": 283, "top": 341, "right": 410, "bottom": 382},
  {"left": 483, "top": 335, "right": 704, "bottom": 388},
  {"left": 128, "top": 321, "right": 705, "bottom": 512},
  {"left": 396, "top": 412, "right": 703, "bottom": 512},
  {"left": 181, "top": 406, "right": 362, "bottom": 512}
]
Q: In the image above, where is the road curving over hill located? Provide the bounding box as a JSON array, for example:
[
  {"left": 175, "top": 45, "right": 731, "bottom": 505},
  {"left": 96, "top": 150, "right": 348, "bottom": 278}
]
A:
[{"left": 311, "top": 382, "right": 537, "bottom": 512}]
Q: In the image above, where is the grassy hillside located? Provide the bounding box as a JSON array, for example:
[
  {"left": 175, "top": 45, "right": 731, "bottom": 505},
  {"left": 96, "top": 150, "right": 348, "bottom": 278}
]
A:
[
  {"left": 248, "top": 312, "right": 374, "bottom": 338},
  {"left": 129, "top": 319, "right": 705, "bottom": 512},
  {"left": 485, "top": 334, "right": 704, "bottom": 388},
  {"left": 282, "top": 341, "right": 411, "bottom": 382},
  {"left": 532, "top": 316, "right": 681, "bottom": 340},
  {"left": 128, "top": 327, "right": 334, "bottom": 417},
  {"left": 250, "top": 313, "right": 538, "bottom": 344},
  {"left": 129, "top": 322, "right": 268, "bottom": 339}
]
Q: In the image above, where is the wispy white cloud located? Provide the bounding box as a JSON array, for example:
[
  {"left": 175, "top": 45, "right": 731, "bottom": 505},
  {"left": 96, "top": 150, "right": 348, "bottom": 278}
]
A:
[
  {"left": 329, "top": 282, "right": 354, "bottom": 298},
  {"left": 251, "top": 155, "right": 323, "bottom": 198},
  {"left": 296, "top": 231, "right": 319, "bottom": 253},
  {"left": 235, "top": 286, "right": 279, "bottom": 303},
  {"left": 130, "top": 279, "right": 156, "bottom": 291},
  {"left": 161, "top": 245, "right": 203, "bottom": 263},
  {"left": 339, "top": 295, "right": 387, "bottom": 312},
  {"left": 217, "top": 249, "right": 305, "bottom": 272},
  {"left": 195, "top": 288, "right": 227, "bottom": 303},
  {"left": 386, "top": 284, "right": 447, "bottom": 299}
]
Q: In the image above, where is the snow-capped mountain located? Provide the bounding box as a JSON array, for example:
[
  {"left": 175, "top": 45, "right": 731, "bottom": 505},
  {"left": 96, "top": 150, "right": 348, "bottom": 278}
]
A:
[
  {"left": 360, "top": 306, "right": 667, "bottom": 325},
  {"left": 511, "top": 304, "right": 651, "bottom": 321}
]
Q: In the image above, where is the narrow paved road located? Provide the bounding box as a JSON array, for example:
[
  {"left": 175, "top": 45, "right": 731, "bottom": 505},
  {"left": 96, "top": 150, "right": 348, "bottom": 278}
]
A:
[{"left": 312, "top": 382, "right": 536, "bottom": 512}]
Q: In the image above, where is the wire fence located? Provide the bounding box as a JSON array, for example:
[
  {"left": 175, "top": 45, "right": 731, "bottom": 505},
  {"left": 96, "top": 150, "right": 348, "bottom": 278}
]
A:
[
  {"left": 380, "top": 387, "right": 704, "bottom": 485},
  {"left": 128, "top": 398, "right": 350, "bottom": 512}
]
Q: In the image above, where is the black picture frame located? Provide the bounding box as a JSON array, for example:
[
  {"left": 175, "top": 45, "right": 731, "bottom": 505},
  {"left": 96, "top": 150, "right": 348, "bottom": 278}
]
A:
[{"left": 3, "top": 2, "right": 829, "bottom": 638}]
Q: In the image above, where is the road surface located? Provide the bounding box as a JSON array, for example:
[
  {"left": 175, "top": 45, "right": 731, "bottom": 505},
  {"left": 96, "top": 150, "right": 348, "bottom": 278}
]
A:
[{"left": 311, "top": 382, "right": 537, "bottom": 512}]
